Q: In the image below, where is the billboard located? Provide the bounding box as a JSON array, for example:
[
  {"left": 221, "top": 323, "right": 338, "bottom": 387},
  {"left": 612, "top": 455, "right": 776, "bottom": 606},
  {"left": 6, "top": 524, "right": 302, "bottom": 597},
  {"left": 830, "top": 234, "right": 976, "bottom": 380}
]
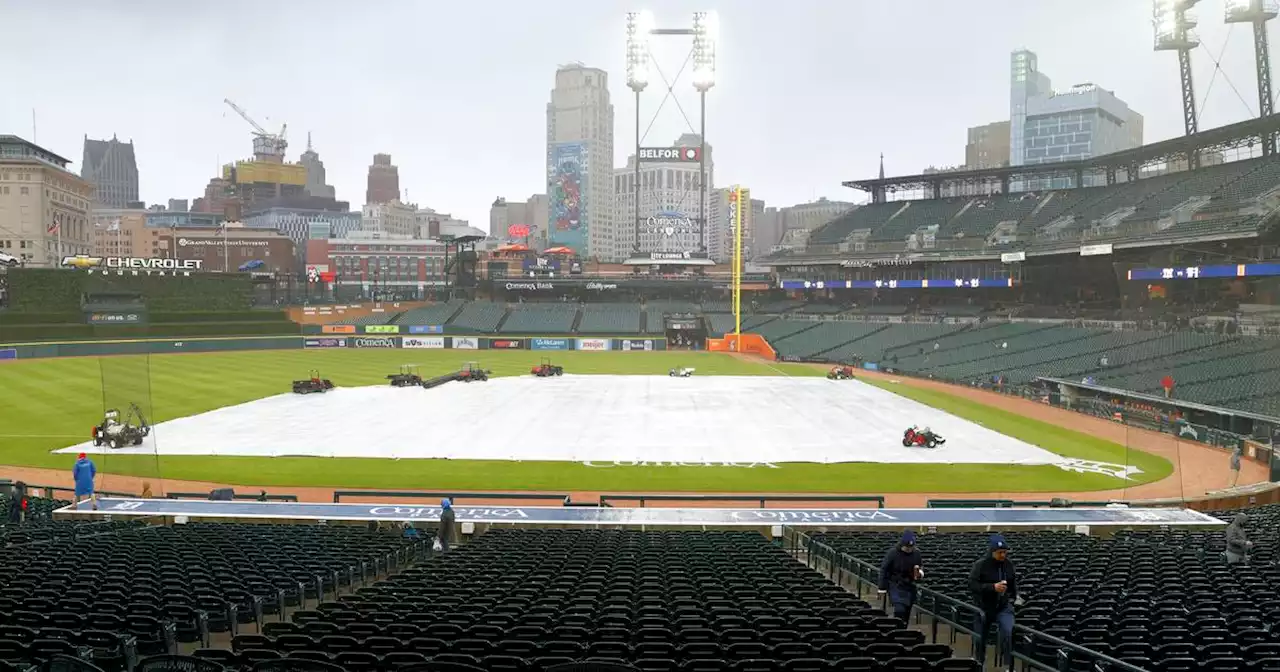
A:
[
  {"left": 453, "top": 337, "right": 479, "bottom": 350},
  {"left": 638, "top": 147, "right": 701, "bottom": 162},
  {"left": 619, "top": 339, "right": 655, "bottom": 352},
  {"left": 531, "top": 338, "right": 570, "bottom": 351},
  {"left": 507, "top": 224, "right": 530, "bottom": 238},
  {"left": 322, "top": 325, "right": 356, "bottom": 334},
  {"left": 352, "top": 337, "right": 398, "bottom": 349},
  {"left": 490, "top": 338, "right": 525, "bottom": 350},
  {"left": 549, "top": 142, "right": 587, "bottom": 254},
  {"left": 645, "top": 211, "right": 699, "bottom": 238},
  {"left": 304, "top": 337, "right": 347, "bottom": 349},
  {"left": 363, "top": 325, "right": 400, "bottom": 334},
  {"left": 87, "top": 312, "right": 144, "bottom": 325},
  {"left": 578, "top": 338, "right": 610, "bottom": 351},
  {"left": 403, "top": 337, "right": 445, "bottom": 349},
  {"left": 407, "top": 325, "right": 444, "bottom": 334},
  {"left": 522, "top": 257, "right": 561, "bottom": 273}
]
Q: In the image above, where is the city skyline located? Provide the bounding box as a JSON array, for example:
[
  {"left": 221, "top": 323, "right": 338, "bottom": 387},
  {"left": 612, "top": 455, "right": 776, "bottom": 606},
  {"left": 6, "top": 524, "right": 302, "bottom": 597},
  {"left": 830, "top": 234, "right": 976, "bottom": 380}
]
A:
[{"left": 1, "top": 0, "right": 1271, "bottom": 230}]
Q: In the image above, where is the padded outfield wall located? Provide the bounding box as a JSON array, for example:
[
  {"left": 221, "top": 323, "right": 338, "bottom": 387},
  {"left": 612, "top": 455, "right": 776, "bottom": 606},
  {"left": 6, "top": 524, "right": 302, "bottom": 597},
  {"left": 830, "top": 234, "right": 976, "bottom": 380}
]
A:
[{"left": 0, "top": 334, "right": 668, "bottom": 360}]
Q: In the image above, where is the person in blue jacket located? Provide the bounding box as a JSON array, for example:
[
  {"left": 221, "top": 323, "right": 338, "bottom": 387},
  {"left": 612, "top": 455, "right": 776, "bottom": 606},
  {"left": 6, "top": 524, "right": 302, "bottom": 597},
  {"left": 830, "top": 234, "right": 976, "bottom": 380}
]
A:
[
  {"left": 72, "top": 452, "right": 97, "bottom": 510},
  {"left": 878, "top": 530, "right": 924, "bottom": 622},
  {"left": 970, "top": 533, "right": 1018, "bottom": 666}
]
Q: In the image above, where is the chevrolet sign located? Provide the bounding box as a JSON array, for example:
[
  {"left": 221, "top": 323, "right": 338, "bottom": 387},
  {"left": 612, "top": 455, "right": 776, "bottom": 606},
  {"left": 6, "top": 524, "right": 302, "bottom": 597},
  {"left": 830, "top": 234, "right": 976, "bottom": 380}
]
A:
[{"left": 62, "top": 255, "right": 203, "bottom": 271}]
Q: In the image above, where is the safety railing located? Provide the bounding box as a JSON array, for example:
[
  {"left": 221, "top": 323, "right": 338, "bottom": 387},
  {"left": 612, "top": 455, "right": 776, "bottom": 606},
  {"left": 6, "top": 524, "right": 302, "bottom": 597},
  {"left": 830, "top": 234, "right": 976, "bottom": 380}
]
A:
[
  {"left": 600, "top": 494, "right": 886, "bottom": 509},
  {"left": 165, "top": 491, "right": 298, "bottom": 502},
  {"left": 8, "top": 482, "right": 137, "bottom": 499},
  {"left": 786, "top": 528, "right": 1153, "bottom": 672}
]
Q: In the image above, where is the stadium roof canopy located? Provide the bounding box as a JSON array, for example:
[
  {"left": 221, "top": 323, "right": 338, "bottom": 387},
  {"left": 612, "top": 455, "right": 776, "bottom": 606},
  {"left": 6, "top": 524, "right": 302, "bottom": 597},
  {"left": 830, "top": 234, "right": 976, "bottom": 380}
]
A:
[{"left": 845, "top": 114, "right": 1280, "bottom": 202}]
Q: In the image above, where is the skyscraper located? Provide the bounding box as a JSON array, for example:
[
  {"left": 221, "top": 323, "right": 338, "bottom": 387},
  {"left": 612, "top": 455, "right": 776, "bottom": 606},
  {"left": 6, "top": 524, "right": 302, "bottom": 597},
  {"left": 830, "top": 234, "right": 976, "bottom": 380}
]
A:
[
  {"left": 612, "top": 134, "right": 713, "bottom": 263},
  {"left": 365, "top": 153, "right": 400, "bottom": 205},
  {"left": 299, "top": 133, "right": 336, "bottom": 200},
  {"left": 81, "top": 135, "right": 139, "bottom": 208},
  {"left": 546, "top": 63, "right": 614, "bottom": 257},
  {"left": 1009, "top": 49, "right": 1143, "bottom": 187}
]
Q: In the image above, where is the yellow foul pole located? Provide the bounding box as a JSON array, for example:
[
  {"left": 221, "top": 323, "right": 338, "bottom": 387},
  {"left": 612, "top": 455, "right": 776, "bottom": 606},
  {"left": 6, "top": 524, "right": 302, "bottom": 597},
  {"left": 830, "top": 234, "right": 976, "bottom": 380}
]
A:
[{"left": 732, "top": 185, "right": 743, "bottom": 343}]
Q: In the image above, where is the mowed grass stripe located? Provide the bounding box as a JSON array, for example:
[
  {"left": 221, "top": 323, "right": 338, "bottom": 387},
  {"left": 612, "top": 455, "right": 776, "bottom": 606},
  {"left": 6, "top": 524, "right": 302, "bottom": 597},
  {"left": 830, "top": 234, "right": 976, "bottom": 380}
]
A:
[{"left": 0, "top": 350, "right": 1167, "bottom": 493}]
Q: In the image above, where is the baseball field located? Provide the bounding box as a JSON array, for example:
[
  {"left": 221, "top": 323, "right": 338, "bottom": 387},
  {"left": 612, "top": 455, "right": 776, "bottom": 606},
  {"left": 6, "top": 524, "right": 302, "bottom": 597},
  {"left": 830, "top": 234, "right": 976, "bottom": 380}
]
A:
[{"left": 0, "top": 349, "right": 1192, "bottom": 500}]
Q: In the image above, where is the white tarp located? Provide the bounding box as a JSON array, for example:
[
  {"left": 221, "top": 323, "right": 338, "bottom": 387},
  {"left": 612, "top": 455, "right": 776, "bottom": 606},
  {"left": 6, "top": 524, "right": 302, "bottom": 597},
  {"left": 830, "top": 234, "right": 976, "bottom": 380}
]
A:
[{"left": 56, "top": 375, "right": 1082, "bottom": 466}]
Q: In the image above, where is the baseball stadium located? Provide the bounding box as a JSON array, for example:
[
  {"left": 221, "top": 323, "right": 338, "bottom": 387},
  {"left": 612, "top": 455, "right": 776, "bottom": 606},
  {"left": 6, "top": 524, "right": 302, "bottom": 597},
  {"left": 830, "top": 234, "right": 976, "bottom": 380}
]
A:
[{"left": 6, "top": 11, "right": 1280, "bottom": 672}]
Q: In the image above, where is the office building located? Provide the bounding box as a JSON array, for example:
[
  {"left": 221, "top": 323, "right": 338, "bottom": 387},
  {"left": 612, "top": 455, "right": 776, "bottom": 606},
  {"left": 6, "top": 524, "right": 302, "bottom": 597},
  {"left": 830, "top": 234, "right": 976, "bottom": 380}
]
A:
[
  {"left": 299, "top": 134, "right": 337, "bottom": 200},
  {"left": 490, "top": 194, "right": 549, "bottom": 247},
  {"left": 239, "top": 207, "right": 361, "bottom": 263},
  {"left": 363, "top": 200, "right": 418, "bottom": 238},
  {"left": 365, "top": 153, "right": 400, "bottom": 205},
  {"left": 546, "top": 63, "right": 614, "bottom": 256},
  {"left": 91, "top": 208, "right": 163, "bottom": 259},
  {"left": 1009, "top": 49, "right": 1143, "bottom": 187},
  {"left": 0, "top": 135, "right": 93, "bottom": 266},
  {"left": 708, "top": 187, "right": 764, "bottom": 264},
  {"left": 169, "top": 226, "right": 295, "bottom": 274},
  {"left": 81, "top": 135, "right": 139, "bottom": 209},
  {"left": 305, "top": 231, "right": 449, "bottom": 300},
  {"left": 611, "top": 134, "right": 713, "bottom": 262},
  {"left": 965, "top": 121, "right": 1010, "bottom": 170}
]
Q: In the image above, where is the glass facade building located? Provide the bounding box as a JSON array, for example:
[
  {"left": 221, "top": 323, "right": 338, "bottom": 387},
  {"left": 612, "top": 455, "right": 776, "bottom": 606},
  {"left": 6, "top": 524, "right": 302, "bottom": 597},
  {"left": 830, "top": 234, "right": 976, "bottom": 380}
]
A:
[{"left": 1009, "top": 50, "right": 1143, "bottom": 189}]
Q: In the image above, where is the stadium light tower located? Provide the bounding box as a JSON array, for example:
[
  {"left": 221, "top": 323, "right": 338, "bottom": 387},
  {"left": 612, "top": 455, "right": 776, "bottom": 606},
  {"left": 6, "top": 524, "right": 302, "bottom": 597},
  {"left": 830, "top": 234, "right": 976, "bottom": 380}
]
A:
[
  {"left": 626, "top": 11, "right": 653, "bottom": 254},
  {"left": 1225, "top": 0, "right": 1278, "bottom": 156},
  {"left": 624, "top": 10, "right": 719, "bottom": 255},
  {"left": 1154, "top": 0, "right": 1202, "bottom": 135}
]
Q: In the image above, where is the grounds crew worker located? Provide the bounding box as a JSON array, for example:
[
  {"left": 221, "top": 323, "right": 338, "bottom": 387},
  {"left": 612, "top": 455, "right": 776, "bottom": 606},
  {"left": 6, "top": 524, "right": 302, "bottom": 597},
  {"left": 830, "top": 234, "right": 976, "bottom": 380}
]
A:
[
  {"left": 878, "top": 530, "right": 924, "bottom": 622},
  {"left": 436, "top": 499, "right": 456, "bottom": 553},
  {"left": 970, "top": 533, "right": 1017, "bottom": 666}
]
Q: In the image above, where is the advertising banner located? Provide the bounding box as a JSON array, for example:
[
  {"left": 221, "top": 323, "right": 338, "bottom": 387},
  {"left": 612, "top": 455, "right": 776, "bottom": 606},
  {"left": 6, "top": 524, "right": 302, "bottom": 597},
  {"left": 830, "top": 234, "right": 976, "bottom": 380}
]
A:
[
  {"left": 549, "top": 142, "right": 587, "bottom": 254},
  {"left": 578, "top": 338, "right": 610, "bottom": 352},
  {"left": 352, "top": 337, "right": 398, "bottom": 349},
  {"left": 531, "top": 338, "right": 570, "bottom": 351},
  {"left": 363, "top": 325, "right": 400, "bottom": 334},
  {"left": 322, "top": 325, "right": 356, "bottom": 334},
  {"left": 452, "top": 337, "right": 479, "bottom": 350},
  {"left": 522, "top": 257, "right": 561, "bottom": 273},
  {"left": 87, "top": 312, "right": 145, "bottom": 325},
  {"left": 304, "top": 337, "right": 348, "bottom": 349},
  {"left": 490, "top": 338, "right": 525, "bottom": 350},
  {"left": 403, "top": 337, "right": 445, "bottom": 349},
  {"left": 407, "top": 325, "right": 444, "bottom": 334},
  {"left": 619, "top": 339, "right": 654, "bottom": 352},
  {"left": 638, "top": 147, "right": 701, "bottom": 162}
]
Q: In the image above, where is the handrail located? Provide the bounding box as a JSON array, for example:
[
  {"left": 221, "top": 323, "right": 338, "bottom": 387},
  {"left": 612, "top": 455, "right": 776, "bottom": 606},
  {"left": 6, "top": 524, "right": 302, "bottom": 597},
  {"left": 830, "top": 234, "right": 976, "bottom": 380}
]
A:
[
  {"left": 790, "top": 529, "right": 1153, "bottom": 672},
  {"left": 165, "top": 491, "right": 298, "bottom": 502},
  {"left": 9, "top": 482, "right": 137, "bottom": 499},
  {"left": 599, "top": 494, "right": 886, "bottom": 509}
]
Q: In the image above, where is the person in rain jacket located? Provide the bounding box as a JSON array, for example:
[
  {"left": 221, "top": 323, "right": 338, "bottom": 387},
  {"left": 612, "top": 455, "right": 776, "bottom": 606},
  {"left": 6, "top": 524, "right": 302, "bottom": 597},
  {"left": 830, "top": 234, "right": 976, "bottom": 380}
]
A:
[
  {"left": 1224, "top": 513, "right": 1252, "bottom": 564},
  {"left": 437, "top": 498, "right": 456, "bottom": 552},
  {"left": 970, "top": 533, "right": 1017, "bottom": 666},
  {"left": 72, "top": 453, "right": 97, "bottom": 510},
  {"left": 878, "top": 530, "right": 924, "bottom": 622}
]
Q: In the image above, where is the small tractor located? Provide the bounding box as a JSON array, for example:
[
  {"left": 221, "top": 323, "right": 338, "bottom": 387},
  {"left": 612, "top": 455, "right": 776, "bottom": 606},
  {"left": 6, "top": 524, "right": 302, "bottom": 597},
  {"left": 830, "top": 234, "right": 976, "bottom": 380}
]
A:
[
  {"left": 531, "top": 357, "right": 564, "bottom": 377},
  {"left": 827, "top": 365, "right": 856, "bottom": 380},
  {"left": 92, "top": 403, "right": 152, "bottom": 449},
  {"left": 457, "top": 362, "right": 491, "bottom": 382},
  {"left": 293, "top": 369, "right": 335, "bottom": 394},
  {"left": 388, "top": 364, "right": 424, "bottom": 387}
]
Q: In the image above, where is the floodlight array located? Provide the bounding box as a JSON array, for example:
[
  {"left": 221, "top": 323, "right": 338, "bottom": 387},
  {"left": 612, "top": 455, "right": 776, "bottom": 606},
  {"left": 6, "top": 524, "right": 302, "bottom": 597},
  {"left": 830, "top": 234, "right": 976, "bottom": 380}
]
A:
[
  {"left": 1225, "top": 0, "right": 1279, "bottom": 21},
  {"left": 1153, "top": 0, "right": 1201, "bottom": 50},
  {"left": 692, "top": 11, "right": 718, "bottom": 91},
  {"left": 626, "top": 11, "right": 653, "bottom": 91}
]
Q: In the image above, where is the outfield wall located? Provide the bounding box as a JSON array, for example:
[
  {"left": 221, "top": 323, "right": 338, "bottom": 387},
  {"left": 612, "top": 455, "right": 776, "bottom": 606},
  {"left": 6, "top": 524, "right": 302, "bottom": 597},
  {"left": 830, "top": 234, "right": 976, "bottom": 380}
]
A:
[{"left": 0, "top": 335, "right": 668, "bottom": 359}]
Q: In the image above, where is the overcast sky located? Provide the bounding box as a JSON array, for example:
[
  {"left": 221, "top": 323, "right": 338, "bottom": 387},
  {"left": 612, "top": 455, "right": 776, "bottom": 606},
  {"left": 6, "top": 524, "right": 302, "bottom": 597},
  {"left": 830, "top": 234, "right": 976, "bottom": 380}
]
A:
[{"left": 1, "top": 0, "right": 1271, "bottom": 226}]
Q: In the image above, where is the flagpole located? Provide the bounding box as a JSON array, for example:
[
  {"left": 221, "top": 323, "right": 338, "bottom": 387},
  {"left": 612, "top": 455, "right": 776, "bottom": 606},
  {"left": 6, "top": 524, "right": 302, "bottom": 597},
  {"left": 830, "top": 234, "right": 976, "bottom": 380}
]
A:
[{"left": 223, "top": 221, "right": 229, "bottom": 272}]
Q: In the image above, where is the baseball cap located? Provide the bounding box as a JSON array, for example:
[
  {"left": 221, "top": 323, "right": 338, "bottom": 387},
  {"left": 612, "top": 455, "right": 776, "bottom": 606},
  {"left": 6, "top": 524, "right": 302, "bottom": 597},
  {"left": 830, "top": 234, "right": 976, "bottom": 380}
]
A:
[
  {"left": 77, "top": 453, "right": 86, "bottom": 460},
  {"left": 989, "top": 533, "right": 1008, "bottom": 551},
  {"left": 901, "top": 530, "right": 918, "bottom": 545}
]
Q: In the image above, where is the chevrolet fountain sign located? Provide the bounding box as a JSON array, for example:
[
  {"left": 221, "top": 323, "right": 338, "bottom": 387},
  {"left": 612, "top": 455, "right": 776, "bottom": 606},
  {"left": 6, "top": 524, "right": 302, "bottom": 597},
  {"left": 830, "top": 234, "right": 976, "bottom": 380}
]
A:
[{"left": 62, "top": 254, "right": 203, "bottom": 276}]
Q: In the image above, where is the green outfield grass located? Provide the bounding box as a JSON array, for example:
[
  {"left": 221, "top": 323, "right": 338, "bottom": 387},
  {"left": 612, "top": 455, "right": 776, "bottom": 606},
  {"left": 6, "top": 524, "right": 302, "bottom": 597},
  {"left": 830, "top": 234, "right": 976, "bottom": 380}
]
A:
[{"left": 0, "top": 350, "right": 1172, "bottom": 493}]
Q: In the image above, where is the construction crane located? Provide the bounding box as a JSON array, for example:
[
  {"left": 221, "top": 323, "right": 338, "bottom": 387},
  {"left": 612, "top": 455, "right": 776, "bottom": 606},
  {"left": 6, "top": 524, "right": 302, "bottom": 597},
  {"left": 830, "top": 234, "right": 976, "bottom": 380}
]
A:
[{"left": 223, "top": 98, "right": 288, "bottom": 163}]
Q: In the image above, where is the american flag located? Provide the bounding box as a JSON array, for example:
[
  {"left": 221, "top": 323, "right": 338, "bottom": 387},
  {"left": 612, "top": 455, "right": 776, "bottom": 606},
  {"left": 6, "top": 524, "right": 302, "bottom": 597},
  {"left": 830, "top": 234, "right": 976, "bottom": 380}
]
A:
[{"left": 47, "top": 212, "right": 61, "bottom": 235}]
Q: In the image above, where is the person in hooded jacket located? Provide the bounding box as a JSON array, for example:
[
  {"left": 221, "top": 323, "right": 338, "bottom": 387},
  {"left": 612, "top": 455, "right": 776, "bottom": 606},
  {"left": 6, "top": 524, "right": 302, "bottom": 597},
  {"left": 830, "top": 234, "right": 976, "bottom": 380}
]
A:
[
  {"left": 1224, "top": 513, "right": 1252, "bottom": 564},
  {"left": 878, "top": 530, "right": 924, "bottom": 622},
  {"left": 72, "top": 453, "right": 97, "bottom": 510},
  {"left": 437, "top": 499, "right": 456, "bottom": 552},
  {"left": 970, "top": 533, "right": 1017, "bottom": 666}
]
